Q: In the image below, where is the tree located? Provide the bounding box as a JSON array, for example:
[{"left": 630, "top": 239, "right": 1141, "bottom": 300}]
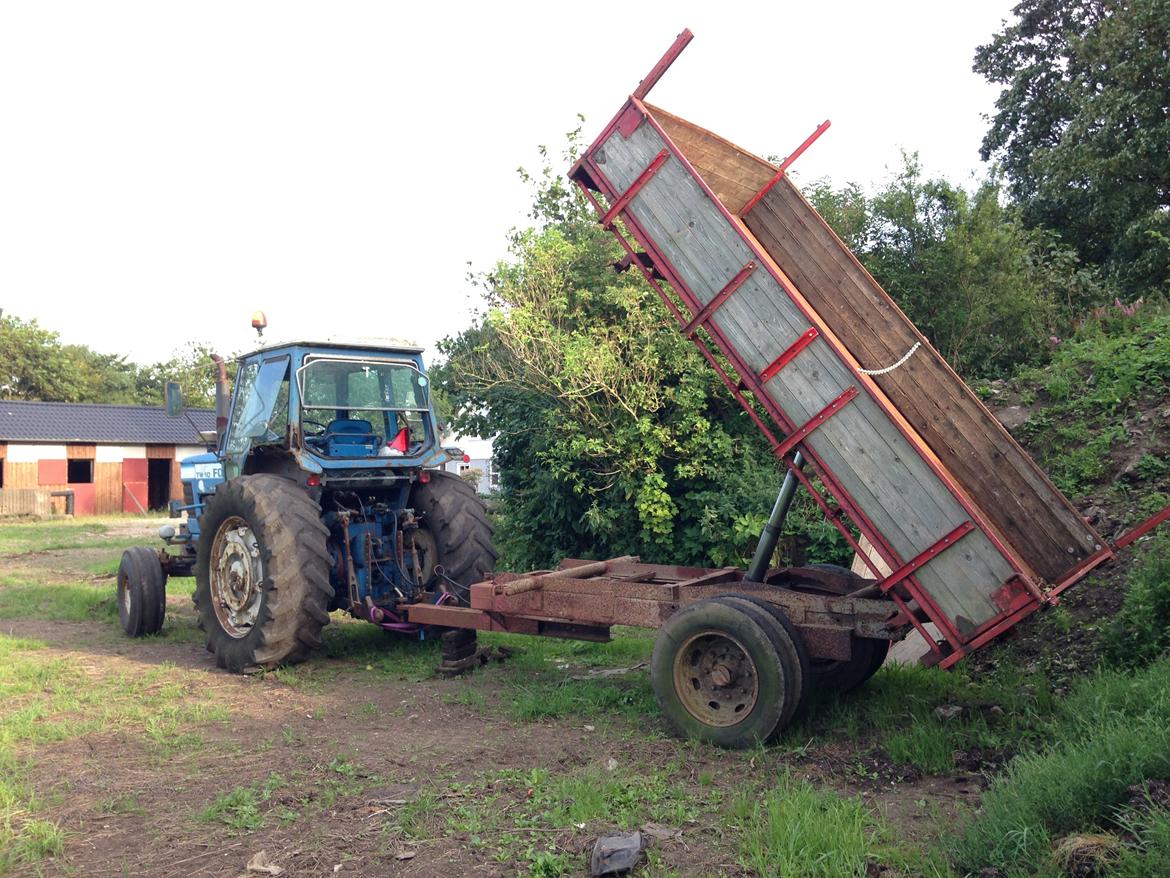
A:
[
  {"left": 808, "top": 156, "right": 1106, "bottom": 378},
  {"left": 974, "top": 0, "right": 1170, "bottom": 292},
  {"left": 0, "top": 314, "right": 82, "bottom": 401},
  {"left": 434, "top": 138, "right": 800, "bottom": 570},
  {"left": 0, "top": 311, "right": 222, "bottom": 406}
]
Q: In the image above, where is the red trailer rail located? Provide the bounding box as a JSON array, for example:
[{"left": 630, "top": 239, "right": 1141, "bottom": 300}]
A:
[{"left": 405, "top": 31, "right": 1169, "bottom": 748}]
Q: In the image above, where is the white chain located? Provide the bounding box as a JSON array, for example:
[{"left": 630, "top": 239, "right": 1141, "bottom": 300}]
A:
[{"left": 857, "top": 341, "right": 922, "bottom": 376}]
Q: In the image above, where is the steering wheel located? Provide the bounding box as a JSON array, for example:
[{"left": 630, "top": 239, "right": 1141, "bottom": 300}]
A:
[{"left": 302, "top": 419, "right": 328, "bottom": 437}]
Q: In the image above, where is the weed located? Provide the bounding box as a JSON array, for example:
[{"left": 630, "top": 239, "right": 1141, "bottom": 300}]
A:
[
  {"left": 730, "top": 771, "right": 897, "bottom": 878},
  {"left": 1104, "top": 533, "right": 1170, "bottom": 668},
  {"left": 95, "top": 795, "right": 145, "bottom": 816},
  {"left": 198, "top": 773, "right": 285, "bottom": 834},
  {"left": 953, "top": 658, "right": 1170, "bottom": 876}
]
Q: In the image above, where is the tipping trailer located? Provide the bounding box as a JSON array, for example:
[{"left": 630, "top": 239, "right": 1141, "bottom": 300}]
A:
[{"left": 402, "top": 30, "right": 1170, "bottom": 747}]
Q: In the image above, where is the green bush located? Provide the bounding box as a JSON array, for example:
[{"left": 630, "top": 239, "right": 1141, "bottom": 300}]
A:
[{"left": 1104, "top": 533, "right": 1170, "bottom": 669}]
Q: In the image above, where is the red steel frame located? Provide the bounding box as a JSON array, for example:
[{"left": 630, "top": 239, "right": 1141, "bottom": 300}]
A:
[{"left": 566, "top": 30, "right": 1170, "bottom": 666}]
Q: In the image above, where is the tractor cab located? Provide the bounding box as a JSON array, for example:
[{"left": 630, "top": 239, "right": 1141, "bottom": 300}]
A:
[{"left": 218, "top": 339, "right": 452, "bottom": 483}]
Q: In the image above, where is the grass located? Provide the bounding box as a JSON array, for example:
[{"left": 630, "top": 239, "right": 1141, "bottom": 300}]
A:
[
  {"left": 0, "top": 520, "right": 153, "bottom": 557},
  {"left": 783, "top": 661, "right": 1053, "bottom": 774},
  {"left": 199, "top": 772, "right": 286, "bottom": 834},
  {"left": 730, "top": 772, "right": 902, "bottom": 878},
  {"left": 954, "top": 657, "right": 1170, "bottom": 876},
  {"left": 0, "top": 630, "right": 233, "bottom": 872}
]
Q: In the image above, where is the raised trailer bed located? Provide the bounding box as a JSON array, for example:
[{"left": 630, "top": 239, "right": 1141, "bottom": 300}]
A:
[{"left": 406, "top": 31, "right": 1169, "bottom": 748}]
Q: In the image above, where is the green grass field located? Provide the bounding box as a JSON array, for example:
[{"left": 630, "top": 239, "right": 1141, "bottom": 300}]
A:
[{"left": 1, "top": 516, "right": 1168, "bottom": 877}]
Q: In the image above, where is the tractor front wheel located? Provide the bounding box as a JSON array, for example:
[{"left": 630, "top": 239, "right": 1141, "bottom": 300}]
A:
[
  {"left": 117, "top": 546, "right": 167, "bottom": 637},
  {"left": 194, "top": 474, "right": 333, "bottom": 673}
]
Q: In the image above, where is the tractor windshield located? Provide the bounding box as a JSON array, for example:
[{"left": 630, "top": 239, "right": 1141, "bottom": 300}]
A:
[
  {"left": 298, "top": 358, "right": 429, "bottom": 411},
  {"left": 225, "top": 356, "right": 291, "bottom": 457},
  {"left": 297, "top": 357, "right": 431, "bottom": 457}
]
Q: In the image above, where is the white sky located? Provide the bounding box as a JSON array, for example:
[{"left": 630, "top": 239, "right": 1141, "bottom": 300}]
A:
[{"left": 0, "top": 1, "right": 1016, "bottom": 368}]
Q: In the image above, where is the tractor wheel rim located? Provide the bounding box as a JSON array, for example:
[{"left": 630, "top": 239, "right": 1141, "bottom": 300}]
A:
[
  {"left": 210, "top": 516, "right": 264, "bottom": 638},
  {"left": 120, "top": 575, "right": 131, "bottom": 615},
  {"left": 673, "top": 630, "right": 759, "bottom": 728}
]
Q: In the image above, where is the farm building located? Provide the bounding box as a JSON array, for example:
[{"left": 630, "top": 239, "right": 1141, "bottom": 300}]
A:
[{"left": 0, "top": 400, "right": 214, "bottom": 516}]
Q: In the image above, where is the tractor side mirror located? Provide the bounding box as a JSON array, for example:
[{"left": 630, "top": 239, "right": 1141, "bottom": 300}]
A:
[{"left": 165, "top": 382, "right": 185, "bottom": 418}]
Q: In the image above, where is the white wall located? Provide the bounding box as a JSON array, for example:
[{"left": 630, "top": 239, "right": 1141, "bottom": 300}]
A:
[
  {"left": 6, "top": 443, "right": 66, "bottom": 462},
  {"left": 95, "top": 444, "right": 147, "bottom": 462}
]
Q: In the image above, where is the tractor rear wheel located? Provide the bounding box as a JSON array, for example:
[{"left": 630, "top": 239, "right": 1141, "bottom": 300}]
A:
[
  {"left": 117, "top": 546, "right": 167, "bottom": 637},
  {"left": 409, "top": 471, "right": 497, "bottom": 603},
  {"left": 194, "top": 474, "right": 333, "bottom": 673},
  {"left": 651, "top": 599, "right": 793, "bottom": 749}
]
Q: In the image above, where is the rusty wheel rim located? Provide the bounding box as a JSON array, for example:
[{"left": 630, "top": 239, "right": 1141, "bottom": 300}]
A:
[
  {"left": 210, "top": 515, "right": 264, "bottom": 638},
  {"left": 672, "top": 630, "right": 759, "bottom": 727}
]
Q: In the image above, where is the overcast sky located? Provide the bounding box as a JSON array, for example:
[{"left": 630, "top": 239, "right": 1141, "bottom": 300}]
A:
[{"left": 0, "top": 1, "right": 1017, "bottom": 367}]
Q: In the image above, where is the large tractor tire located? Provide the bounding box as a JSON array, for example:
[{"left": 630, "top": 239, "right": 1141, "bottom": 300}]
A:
[
  {"left": 194, "top": 474, "right": 333, "bottom": 673},
  {"left": 409, "top": 470, "right": 497, "bottom": 602},
  {"left": 117, "top": 546, "right": 167, "bottom": 637}
]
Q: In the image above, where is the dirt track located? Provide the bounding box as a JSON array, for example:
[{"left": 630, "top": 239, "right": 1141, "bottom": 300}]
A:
[{"left": 1, "top": 521, "right": 986, "bottom": 877}]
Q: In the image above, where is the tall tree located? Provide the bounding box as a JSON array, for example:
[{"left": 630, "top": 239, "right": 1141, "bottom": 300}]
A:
[
  {"left": 974, "top": 0, "right": 1170, "bottom": 292},
  {"left": 435, "top": 140, "right": 838, "bottom": 570},
  {"left": 808, "top": 156, "right": 1105, "bottom": 378}
]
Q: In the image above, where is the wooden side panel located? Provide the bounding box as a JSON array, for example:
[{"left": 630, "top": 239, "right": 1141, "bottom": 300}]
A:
[
  {"left": 146, "top": 444, "right": 175, "bottom": 459},
  {"left": 595, "top": 120, "right": 1016, "bottom": 632},
  {"left": 648, "top": 104, "right": 775, "bottom": 214},
  {"left": 742, "top": 180, "right": 1102, "bottom": 581},
  {"left": 647, "top": 108, "right": 1102, "bottom": 583},
  {"left": 95, "top": 463, "right": 123, "bottom": 514},
  {"left": 0, "top": 489, "right": 52, "bottom": 517},
  {"left": 66, "top": 444, "right": 96, "bottom": 460}
]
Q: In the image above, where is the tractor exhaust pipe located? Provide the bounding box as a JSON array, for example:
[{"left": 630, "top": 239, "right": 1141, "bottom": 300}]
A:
[
  {"left": 211, "top": 354, "right": 230, "bottom": 446},
  {"left": 746, "top": 452, "right": 805, "bottom": 582}
]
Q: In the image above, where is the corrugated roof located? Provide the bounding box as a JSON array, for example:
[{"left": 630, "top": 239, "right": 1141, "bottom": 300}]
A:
[{"left": 0, "top": 400, "right": 216, "bottom": 444}]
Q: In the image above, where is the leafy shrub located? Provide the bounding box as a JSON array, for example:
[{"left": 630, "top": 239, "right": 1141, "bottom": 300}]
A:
[{"left": 1104, "top": 533, "right": 1170, "bottom": 669}]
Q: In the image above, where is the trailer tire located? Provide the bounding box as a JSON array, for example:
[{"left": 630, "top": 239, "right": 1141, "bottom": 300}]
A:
[
  {"left": 784, "top": 564, "right": 889, "bottom": 693},
  {"left": 715, "top": 595, "right": 811, "bottom": 729},
  {"left": 651, "top": 599, "right": 789, "bottom": 749},
  {"left": 410, "top": 471, "right": 497, "bottom": 602},
  {"left": 194, "top": 475, "right": 333, "bottom": 673},
  {"left": 117, "top": 547, "right": 167, "bottom": 637},
  {"left": 810, "top": 637, "right": 890, "bottom": 693}
]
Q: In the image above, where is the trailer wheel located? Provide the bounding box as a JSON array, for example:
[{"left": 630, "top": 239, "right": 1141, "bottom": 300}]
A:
[
  {"left": 715, "top": 595, "right": 811, "bottom": 729},
  {"left": 809, "top": 637, "right": 890, "bottom": 693},
  {"left": 651, "top": 599, "right": 790, "bottom": 749},
  {"left": 117, "top": 547, "right": 167, "bottom": 637},
  {"left": 787, "top": 564, "right": 890, "bottom": 694},
  {"left": 194, "top": 475, "right": 333, "bottom": 673},
  {"left": 410, "top": 471, "right": 497, "bottom": 602}
]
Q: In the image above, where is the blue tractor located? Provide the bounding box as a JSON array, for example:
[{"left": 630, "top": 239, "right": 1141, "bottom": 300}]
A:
[{"left": 116, "top": 339, "right": 497, "bottom": 672}]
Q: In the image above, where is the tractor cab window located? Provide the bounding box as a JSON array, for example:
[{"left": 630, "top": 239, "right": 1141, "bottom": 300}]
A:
[
  {"left": 297, "top": 357, "right": 430, "bottom": 457},
  {"left": 225, "top": 356, "right": 291, "bottom": 458}
]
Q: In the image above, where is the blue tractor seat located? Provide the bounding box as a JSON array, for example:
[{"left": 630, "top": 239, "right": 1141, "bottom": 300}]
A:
[{"left": 323, "top": 418, "right": 380, "bottom": 457}]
